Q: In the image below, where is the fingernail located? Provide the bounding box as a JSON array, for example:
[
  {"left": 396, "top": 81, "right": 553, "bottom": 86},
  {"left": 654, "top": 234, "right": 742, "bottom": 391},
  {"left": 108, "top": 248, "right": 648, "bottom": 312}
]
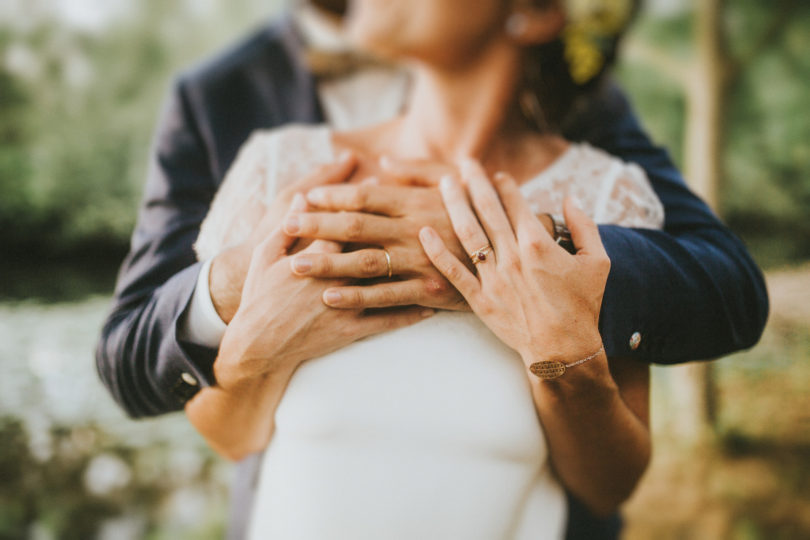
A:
[
  {"left": 379, "top": 155, "right": 392, "bottom": 169},
  {"left": 419, "top": 226, "right": 437, "bottom": 243},
  {"left": 307, "top": 188, "right": 325, "bottom": 204},
  {"left": 421, "top": 308, "right": 435, "bottom": 318},
  {"left": 570, "top": 196, "right": 583, "bottom": 210},
  {"left": 324, "top": 290, "right": 342, "bottom": 305},
  {"left": 291, "top": 193, "right": 307, "bottom": 211},
  {"left": 284, "top": 215, "right": 300, "bottom": 234},
  {"left": 361, "top": 175, "right": 380, "bottom": 186},
  {"left": 291, "top": 257, "right": 312, "bottom": 273},
  {"left": 505, "top": 13, "right": 528, "bottom": 37},
  {"left": 339, "top": 150, "right": 353, "bottom": 163}
]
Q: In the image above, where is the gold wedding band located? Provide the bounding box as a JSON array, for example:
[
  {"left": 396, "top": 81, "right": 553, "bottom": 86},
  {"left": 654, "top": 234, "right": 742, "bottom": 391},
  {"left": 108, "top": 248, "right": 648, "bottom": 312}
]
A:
[
  {"left": 382, "top": 248, "right": 392, "bottom": 278},
  {"left": 470, "top": 244, "right": 493, "bottom": 265}
]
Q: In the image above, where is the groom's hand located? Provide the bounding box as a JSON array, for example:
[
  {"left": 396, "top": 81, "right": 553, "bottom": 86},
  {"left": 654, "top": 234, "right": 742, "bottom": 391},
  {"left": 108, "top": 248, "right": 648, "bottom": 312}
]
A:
[
  {"left": 209, "top": 153, "right": 358, "bottom": 323},
  {"left": 283, "top": 181, "right": 470, "bottom": 311}
]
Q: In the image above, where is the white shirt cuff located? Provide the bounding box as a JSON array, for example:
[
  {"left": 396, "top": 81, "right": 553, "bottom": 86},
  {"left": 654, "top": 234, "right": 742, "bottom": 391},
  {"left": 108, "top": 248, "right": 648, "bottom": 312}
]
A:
[{"left": 179, "top": 259, "right": 227, "bottom": 348}]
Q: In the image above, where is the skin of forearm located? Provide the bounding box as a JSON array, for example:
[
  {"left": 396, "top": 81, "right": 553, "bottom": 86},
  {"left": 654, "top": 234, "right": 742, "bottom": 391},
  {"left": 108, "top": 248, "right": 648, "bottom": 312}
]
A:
[
  {"left": 526, "top": 358, "right": 651, "bottom": 516},
  {"left": 185, "top": 362, "right": 296, "bottom": 461}
]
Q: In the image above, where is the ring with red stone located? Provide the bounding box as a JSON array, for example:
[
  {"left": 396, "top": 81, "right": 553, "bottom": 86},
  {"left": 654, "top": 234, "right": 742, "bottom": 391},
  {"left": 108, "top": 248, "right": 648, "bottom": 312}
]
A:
[{"left": 470, "top": 244, "right": 493, "bottom": 265}]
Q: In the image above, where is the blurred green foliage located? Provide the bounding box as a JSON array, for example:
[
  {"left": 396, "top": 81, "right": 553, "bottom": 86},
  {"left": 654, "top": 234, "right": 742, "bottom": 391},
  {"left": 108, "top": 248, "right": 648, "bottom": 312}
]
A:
[
  {"left": 618, "top": 0, "right": 810, "bottom": 266},
  {"left": 0, "top": 0, "right": 808, "bottom": 265},
  {"left": 0, "top": 0, "right": 275, "bottom": 257}
]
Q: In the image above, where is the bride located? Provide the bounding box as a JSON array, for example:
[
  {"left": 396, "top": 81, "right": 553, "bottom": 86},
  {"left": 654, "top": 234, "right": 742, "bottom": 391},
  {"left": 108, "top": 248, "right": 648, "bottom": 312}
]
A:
[{"left": 187, "top": 0, "right": 660, "bottom": 538}]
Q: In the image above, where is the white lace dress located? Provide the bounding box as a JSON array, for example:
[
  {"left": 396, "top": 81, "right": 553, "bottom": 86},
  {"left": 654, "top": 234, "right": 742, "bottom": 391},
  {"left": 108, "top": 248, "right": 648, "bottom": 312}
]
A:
[{"left": 195, "top": 125, "right": 664, "bottom": 540}]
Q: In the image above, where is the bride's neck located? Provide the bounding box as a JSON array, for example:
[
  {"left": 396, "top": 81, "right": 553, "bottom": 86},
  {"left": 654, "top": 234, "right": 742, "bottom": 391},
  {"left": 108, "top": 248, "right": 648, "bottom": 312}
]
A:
[{"left": 396, "top": 42, "right": 527, "bottom": 164}]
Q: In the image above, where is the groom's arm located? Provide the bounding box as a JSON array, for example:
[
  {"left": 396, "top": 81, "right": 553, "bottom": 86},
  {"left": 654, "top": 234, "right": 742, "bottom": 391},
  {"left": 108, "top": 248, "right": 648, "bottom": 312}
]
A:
[
  {"left": 96, "top": 78, "right": 220, "bottom": 418},
  {"left": 568, "top": 81, "right": 769, "bottom": 362}
]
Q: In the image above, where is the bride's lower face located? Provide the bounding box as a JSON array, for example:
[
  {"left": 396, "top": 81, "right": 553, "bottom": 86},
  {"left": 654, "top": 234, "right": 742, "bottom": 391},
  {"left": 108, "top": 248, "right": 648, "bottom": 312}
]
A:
[{"left": 344, "top": 0, "right": 510, "bottom": 66}]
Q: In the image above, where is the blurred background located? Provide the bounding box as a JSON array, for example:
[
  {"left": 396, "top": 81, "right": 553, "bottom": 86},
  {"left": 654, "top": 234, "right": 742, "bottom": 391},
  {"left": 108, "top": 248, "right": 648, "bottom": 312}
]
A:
[{"left": 0, "top": 0, "right": 808, "bottom": 538}]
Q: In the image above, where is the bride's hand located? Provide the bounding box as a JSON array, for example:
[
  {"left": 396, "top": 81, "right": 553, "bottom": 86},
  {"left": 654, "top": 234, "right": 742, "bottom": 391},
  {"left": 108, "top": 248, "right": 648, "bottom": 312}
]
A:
[
  {"left": 418, "top": 160, "right": 610, "bottom": 370},
  {"left": 215, "top": 194, "right": 432, "bottom": 392},
  {"left": 209, "top": 152, "right": 358, "bottom": 323}
]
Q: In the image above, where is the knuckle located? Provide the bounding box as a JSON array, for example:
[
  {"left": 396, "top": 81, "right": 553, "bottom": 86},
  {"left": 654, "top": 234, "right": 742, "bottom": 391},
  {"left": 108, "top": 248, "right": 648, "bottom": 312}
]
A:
[
  {"left": 317, "top": 255, "right": 333, "bottom": 275},
  {"left": 354, "top": 186, "right": 370, "bottom": 209},
  {"left": 443, "top": 263, "right": 463, "bottom": 283},
  {"left": 298, "top": 215, "right": 316, "bottom": 235},
  {"left": 358, "top": 251, "right": 382, "bottom": 276},
  {"left": 348, "top": 289, "right": 366, "bottom": 307},
  {"left": 502, "top": 254, "right": 522, "bottom": 272},
  {"left": 380, "top": 286, "right": 400, "bottom": 305},
  {"left": 457, "top": 223, "right": 479, "bottom": 241},
  {"left": 525, "top": 237, "right": 548, "bottom": 254},
  {"left": 477, "top": 299, "right": 494, "bottom": 317},
  {"left": 345, "top": 215, "right": 365, "bottom": 240},
  {"left": 424, "top": 275, "right": 451, "bottom": 297}
]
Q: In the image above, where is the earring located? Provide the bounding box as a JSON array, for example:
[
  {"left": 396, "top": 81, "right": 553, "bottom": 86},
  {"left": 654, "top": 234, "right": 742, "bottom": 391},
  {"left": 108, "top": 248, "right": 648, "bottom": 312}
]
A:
[{"left": 505, "top": 13, "right": 529, "bottom": 38}]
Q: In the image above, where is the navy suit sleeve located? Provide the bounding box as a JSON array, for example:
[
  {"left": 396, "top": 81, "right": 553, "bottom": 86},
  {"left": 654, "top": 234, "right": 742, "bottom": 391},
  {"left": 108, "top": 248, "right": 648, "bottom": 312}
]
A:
[
  {"left": 95, "top": 78, "right": 219, "bottom": 417},
  {"left": 568, "top": 82, "right": 768, "bottom": 362}
]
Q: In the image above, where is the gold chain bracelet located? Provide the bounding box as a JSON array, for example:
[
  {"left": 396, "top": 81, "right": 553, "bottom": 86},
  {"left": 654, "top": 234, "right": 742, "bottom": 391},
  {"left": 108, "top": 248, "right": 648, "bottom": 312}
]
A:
[{"left": 529, "top": 346, "right": 605, "bottom": 380}]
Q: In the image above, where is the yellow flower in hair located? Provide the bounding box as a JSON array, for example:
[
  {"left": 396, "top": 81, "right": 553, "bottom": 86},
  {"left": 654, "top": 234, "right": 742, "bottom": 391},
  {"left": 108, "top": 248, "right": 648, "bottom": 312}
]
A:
[
  {"left": 564, "top": 26, "right": 604, "bottom": 84},
  {"left": 563, "top": 0, "right": 633, "bottom": 84}
]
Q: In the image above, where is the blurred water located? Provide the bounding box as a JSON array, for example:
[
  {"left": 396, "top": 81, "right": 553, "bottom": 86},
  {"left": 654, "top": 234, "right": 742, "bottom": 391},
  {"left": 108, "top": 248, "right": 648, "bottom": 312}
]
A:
[
  {"left": 0, "top": 297, "right": 199, "bottom": 442},
  {"left": 0, "top": 297, "right": 231, "bottom": 538}
]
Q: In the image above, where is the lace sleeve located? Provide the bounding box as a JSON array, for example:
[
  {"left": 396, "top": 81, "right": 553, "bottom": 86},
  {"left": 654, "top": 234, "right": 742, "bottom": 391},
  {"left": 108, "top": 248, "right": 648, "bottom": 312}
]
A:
[
  {"left": 597, "top": 162, "right": 664, "bottom": 229},
  {"left": 194, "top": 132, "right": 275, "bottom": 261},
  {"left": 194, "top": 125, "right": 335, "bottom": 261},
  {"left": 520, "top": 143, "right": 664, "bottom": 230}
]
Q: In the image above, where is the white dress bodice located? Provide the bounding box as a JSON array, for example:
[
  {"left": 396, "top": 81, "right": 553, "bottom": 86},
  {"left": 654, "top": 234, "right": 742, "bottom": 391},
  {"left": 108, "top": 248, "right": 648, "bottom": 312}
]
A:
[{"left": 195, "top": 125, "right": 664, "bottom": 540}]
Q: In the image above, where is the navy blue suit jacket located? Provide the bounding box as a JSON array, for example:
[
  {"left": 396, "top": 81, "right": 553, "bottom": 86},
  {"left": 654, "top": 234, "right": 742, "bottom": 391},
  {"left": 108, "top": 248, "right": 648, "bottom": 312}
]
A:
[{"left": 96, "top": 16, "right": 768, "bottom": 540}]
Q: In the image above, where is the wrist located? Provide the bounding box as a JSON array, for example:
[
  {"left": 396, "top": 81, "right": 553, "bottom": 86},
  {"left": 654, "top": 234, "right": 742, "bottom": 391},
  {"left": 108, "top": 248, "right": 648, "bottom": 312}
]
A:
[
  {"left": 520, "top": 337, "right": 610, "bottom": 382},
  {"left": 215, "top": 304, "right": 302, "bottom": 392},
  {"left": 209, "top": 245, "right": 251, "bottom": 324}
]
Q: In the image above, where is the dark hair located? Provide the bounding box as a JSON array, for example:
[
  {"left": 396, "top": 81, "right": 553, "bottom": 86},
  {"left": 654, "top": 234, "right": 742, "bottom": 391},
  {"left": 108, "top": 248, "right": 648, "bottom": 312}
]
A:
[{"left": 523, "top": 0, "right": 642, "bottom": 131}]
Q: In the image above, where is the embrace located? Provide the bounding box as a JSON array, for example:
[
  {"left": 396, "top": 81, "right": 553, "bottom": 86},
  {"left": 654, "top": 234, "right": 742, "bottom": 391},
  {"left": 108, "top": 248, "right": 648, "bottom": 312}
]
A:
[{"left": 96, "top": 0, "right": 768, "bottom": 539}]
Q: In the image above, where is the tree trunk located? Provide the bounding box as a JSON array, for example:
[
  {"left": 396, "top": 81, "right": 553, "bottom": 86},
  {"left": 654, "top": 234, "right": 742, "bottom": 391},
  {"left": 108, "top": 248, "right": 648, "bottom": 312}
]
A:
[{"left": 669, "top": 0, "right": 729, "bottom": 444}]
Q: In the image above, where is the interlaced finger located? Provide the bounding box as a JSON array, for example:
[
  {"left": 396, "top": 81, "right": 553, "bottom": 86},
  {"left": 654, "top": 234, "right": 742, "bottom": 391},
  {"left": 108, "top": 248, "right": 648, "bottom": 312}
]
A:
[
  {"left": 438, "top": 174, "right": 494, "bottom": 273},
  {"left": 284, "top": 211, "right": 404, "bottom": 243},
  {"left": 322, "top": 279, "right": 428, "bottom": 309},
  {"left": 491, "top": 172, "right": 555, "bottom": 250},
  {"left": 301, "top": 239, "right": 343, "bottom": 254},
  {"left": 306, "top": 184, "right": 414, "bottom": 216},
  {"left": 291, "top": 247, "right": 403, "bottom": 279},
  {"left": 418, "top": 226, "right": 480, "bottom": 301},
  {"left": 459, "top": 159, "right": 516, "bottom": 255}
]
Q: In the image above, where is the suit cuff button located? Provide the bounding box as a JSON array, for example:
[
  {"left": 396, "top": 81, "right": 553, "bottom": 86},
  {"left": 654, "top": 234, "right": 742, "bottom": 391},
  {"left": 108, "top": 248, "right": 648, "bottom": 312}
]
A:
[
  {"left": 172, "top": 372, "right": 201, "bottom": 403},
  {"left": 629, "top": 332, "right": 642, "bottom": 351}
]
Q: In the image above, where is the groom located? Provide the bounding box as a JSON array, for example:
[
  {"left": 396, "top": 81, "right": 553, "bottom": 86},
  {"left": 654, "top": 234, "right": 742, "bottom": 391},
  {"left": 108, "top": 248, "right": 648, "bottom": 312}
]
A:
[{"left": 96, "top": 2, "right": 768, "bottom": 539}]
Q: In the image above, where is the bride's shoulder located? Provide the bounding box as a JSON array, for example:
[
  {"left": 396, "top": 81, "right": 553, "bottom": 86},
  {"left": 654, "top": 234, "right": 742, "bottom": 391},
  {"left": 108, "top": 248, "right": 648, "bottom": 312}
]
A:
[
  {"left": 571, "top": 143, "right": 664, "bottom": 228},
  {"left": 236, "top": 123, "right": 333, "bottom": 162},
  {"left": 223, "top": 123, "right": 335, "bottom": 190}
]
